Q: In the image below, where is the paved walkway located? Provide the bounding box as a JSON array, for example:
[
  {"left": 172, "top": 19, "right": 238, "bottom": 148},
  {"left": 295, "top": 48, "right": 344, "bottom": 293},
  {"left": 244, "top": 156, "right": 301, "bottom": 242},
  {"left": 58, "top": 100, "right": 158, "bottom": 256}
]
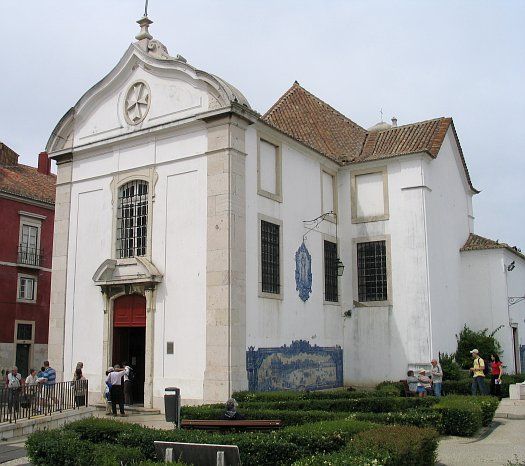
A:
[
  {"left": 437, "top": 418, "right": 525, "bottom": 465},
  {"left": 0, "top": 437, "right": 30, "bottom": 466}
]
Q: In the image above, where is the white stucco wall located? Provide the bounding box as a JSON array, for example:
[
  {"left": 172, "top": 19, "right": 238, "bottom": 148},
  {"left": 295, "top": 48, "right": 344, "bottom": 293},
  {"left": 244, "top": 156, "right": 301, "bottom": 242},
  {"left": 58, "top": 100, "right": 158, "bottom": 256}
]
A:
[
  {"left": 342, "top": 155, "right": 433, "bottom": 384},
  {"left": 461, "top": 248, "right": 525, "bottom": 373},
  {"left": 245, "top": 125, "right": 344, "bottom": 354},
  {"left": 61, "top": 125, "right": 208, "bottom": 401},
  {"left": 423, "top": 128, "right": 474, "bottom": 358}
]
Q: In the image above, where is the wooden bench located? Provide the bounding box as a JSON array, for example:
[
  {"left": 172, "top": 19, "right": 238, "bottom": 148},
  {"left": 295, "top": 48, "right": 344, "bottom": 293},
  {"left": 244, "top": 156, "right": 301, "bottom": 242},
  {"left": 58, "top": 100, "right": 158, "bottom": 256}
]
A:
[
  {"left": 400, "top": 379, "right": 416, "bottom": 397},
  {"left": 180, "top": 419, "right": 283, "bottom": 432}
]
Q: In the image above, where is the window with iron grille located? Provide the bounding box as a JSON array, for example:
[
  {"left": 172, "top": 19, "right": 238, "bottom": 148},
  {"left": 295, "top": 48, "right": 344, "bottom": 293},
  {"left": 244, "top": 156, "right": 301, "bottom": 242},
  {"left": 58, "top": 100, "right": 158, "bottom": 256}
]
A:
[
  {"left": 324, "top": 240, "right": 338, "bottom": 302},
  {"left": 357, "top": 240, "right": 387, "bottom": 302},
  {"left": 17, "top": 323, "right": 33, "bottom": 341},
  {"left": 261, "top": 220, "right": 280, "bottom": 294},
  {"left": 116, "top": 180, "right": 149, "bottom": 259}
]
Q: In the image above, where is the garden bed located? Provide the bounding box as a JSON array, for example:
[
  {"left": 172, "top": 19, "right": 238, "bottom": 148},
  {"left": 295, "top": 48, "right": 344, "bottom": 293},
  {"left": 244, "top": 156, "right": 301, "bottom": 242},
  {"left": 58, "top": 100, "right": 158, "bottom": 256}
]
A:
[{"left": 26, "top": 389, "right": 499, "bottom": 465}]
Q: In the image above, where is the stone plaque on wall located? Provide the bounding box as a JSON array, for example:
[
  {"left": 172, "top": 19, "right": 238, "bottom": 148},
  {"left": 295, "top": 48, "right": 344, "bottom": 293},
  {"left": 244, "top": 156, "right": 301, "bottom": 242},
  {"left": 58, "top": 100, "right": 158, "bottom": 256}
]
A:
[{"left": 246, "top": 340, "right": 343, "bottom": 391}]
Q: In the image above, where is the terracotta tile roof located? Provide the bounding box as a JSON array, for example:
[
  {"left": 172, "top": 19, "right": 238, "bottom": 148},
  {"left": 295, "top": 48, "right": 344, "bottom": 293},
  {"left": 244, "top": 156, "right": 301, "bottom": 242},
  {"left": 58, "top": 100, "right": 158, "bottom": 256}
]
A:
[
  {"left": 262, "top": 82, "right": 478, "bottom": 193},
  {"left": 461, "top": 233, "right": 525, "bottom": 261},
  {"left": 262, "top": 81, "right": 367, "bottom": 162},
  {"left": 0, "top": 163, "right": 56, "bottom": 205},
  {"left": 357, "top": 118, "right": 451, "bottom": 162}
]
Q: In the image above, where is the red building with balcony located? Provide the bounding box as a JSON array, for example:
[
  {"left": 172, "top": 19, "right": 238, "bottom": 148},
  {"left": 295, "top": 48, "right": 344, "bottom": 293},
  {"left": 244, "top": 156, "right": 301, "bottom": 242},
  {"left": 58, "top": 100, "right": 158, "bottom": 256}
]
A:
[{"left": 0, "top": 143, "right": 55, "bottom": 378}]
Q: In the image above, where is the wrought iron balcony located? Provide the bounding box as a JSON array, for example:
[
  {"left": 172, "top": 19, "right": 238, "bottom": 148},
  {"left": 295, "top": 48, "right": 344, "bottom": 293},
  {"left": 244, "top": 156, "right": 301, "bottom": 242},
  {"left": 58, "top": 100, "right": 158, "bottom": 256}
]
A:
[{"left": 18, "top": 245, "right": 43, "bottom": 267}]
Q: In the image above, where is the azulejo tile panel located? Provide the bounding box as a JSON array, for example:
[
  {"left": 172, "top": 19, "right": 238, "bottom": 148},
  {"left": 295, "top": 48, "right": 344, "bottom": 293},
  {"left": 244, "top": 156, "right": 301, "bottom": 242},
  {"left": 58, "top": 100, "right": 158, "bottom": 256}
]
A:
[{"left": 246, "top": 340, "right": 343, "bottom": 391}]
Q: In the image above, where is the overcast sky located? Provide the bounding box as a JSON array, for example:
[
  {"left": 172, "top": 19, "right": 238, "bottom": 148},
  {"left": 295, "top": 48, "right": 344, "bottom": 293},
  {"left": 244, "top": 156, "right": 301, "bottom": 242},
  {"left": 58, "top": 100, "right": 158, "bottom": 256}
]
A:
[{"left": 2, "top": 1, "right": 524, "bottom": 248}]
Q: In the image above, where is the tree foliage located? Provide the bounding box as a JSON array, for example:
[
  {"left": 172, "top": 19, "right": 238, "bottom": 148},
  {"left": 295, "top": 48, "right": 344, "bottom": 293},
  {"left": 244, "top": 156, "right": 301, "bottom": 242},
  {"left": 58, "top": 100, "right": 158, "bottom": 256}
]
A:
[
  {"left": 455, "top": 325, "right": 503, "bottom": 369},
  {"left": 438, "top": 352, "right": 462, "bottom": 381}
]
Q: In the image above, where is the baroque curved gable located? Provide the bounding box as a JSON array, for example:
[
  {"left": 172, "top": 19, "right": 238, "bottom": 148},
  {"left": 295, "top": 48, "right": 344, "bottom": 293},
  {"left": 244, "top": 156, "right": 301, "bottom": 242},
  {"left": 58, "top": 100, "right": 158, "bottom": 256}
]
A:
[{"left": 47, "top": 42, "right": 250, "bottom": 153}]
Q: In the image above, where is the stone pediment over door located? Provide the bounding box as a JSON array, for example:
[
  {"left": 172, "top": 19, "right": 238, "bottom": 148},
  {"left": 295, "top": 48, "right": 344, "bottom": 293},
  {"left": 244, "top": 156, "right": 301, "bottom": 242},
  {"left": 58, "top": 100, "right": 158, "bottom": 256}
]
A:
[{"left": 92, "top": 256, "right": 163, "bottom": 287}]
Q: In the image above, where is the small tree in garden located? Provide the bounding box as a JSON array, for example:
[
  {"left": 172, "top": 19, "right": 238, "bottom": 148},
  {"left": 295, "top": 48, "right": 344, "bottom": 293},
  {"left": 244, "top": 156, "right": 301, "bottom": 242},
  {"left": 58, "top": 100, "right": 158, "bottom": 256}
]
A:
[
  {"left": 455, "top": 325, "right": 503, "bottom": 369},
  {"left": 439, "top": 353, "right": 462, "bottom": 381}
]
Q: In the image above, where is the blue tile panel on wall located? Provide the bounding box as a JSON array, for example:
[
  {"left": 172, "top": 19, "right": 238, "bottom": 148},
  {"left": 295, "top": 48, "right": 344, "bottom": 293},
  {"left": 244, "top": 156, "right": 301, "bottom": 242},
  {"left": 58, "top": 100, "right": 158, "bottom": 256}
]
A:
[{"left": 246, "top": 340, "right": 343, "bottom": 391}]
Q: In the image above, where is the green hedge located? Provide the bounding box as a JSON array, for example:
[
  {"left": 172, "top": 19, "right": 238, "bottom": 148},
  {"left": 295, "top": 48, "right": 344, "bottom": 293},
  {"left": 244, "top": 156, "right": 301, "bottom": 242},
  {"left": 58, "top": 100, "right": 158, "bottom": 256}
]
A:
[
  {"left": 353, "top": 396, "right": 499, "bottom": 437},
  {"left": 433, "top": 398, "right": 483, "bottom": 436},
  {"left": 292, "top": 425, "right": 439, "bottom": 466},
  {"left": 443, "top": 374, "right": 525, "bottom": 397},
  {"left": 181, "top": 406, "right": 346, "bottom": 425},
  {"left": 353, "top": 410, "right": 443, "bottom": 430},
  {"left": 26, "top": 429, "right": 146, "bottom": 466},
  {"left": 232, "top": 389, "right": 396, "bottom": 403},
  {"left": 27, "top": 418, "right": 374, "bottom": 466},
  {"left": 375, "top": 381, "right": 405, "bottom": 397},
  {"left": 238, "top": 397, "right": 437, "bottom": 413}
]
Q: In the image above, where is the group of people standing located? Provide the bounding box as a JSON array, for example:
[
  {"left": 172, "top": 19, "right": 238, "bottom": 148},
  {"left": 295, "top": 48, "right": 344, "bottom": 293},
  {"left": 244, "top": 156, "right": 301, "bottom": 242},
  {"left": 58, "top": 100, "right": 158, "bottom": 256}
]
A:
[
  {"left": 104, "top": 362, "right": 134, "bottom": 417},
  {"left": 3, "top": 361, "right": 60, "bottom": 414},
  {"left": 407, "top": 359, "right": 444, "bottom": 398},
  {"left": 406, "top": 350, "right": 504, "bottom": 399},
  {"left": 469, "top": 349, "right": 503, "bottom": 397}
]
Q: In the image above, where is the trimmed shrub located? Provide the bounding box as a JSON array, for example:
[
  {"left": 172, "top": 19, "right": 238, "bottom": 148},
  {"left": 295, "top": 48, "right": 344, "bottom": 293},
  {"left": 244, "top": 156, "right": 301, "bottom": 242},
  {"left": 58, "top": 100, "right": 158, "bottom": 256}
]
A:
[
  {"left": 346, "top": 425, "right": 439, "bottom": 466},
  {"left": 26, "top": 428, "right": 146, "bottom": 465},
  {"left": 232, "top": 389, "right": 391, "bottom": 403},
  {"left": 293, "top": 425, "right": 439, "bottom": 466},
  {"left": 293, "top": 451, "right": 391, "bottom": 466},
  {"left": 181, "top": 406, "right": 345, "bottom": 425},
  {"left": 92, "top": 443, "right": 145, "bottom": 466},
  {"left": 375, "top": 381, "right": 404, "bottom": 397},
  {"left": 239, "top": 397, "right": 437, "bottom": 413},
  {"left": 353, "top": 409, "right": 443, "bottom": 430},
  {"left": 440, "top": 395, "right": 499, "bottom": 427},
  {"left": 28, "top": 418, "right": 375, "bottom": 466},
  {"left": 27, "top": 429, "right": 95, "bottom": 465},
  {"left": 279, "top": 419, "right": 375, "bottom": 455},
  {"left": 433, "top": 397, "right": 483, "bottom": 436}
]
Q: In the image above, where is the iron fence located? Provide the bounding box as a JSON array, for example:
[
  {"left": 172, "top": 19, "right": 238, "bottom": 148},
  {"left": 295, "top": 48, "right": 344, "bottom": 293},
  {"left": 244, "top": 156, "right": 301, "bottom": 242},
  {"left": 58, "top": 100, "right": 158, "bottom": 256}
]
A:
[{"left": 0, "top": 380, "right": 88, "bottom": 423}]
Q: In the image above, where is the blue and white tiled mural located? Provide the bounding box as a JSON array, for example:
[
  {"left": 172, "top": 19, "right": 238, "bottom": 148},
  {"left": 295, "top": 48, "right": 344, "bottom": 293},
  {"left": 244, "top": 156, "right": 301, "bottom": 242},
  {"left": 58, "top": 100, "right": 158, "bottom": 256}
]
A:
[{"left": 246, "top": 340, "right": 343, "bottom": 391}]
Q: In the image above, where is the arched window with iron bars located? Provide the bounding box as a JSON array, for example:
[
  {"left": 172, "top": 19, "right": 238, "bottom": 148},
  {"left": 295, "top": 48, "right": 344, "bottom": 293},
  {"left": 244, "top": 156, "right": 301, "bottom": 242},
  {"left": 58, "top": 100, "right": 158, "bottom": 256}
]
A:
[{"left": 116, "top": 180, "right": 148, "bottom": 258}]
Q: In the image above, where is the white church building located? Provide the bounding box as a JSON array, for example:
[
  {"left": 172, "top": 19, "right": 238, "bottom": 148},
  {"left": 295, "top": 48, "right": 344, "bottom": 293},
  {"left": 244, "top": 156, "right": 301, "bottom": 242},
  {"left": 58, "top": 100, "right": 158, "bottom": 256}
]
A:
[{"left": 46, "top": 16, "right": 525, "bottom": 408}]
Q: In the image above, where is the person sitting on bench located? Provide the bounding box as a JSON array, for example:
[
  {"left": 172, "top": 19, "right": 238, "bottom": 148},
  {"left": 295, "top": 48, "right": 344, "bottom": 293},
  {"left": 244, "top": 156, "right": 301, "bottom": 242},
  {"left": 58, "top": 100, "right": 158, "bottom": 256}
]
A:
[
  {"left": 221, "top": 398, "right": 245, "bottom": 420},
  {"left": 406, "top": 370, "right": 418, "bottom": 394}
]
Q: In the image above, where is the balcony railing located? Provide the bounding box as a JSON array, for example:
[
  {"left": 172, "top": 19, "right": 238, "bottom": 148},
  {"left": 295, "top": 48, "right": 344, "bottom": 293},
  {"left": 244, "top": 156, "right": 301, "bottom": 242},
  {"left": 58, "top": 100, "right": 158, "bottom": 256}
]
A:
[
  {"left": 0, "top": 380, "right": 89, "bottom": 423},
  {"left": 17, "top": 245, "right": 43, "bottom": 267}
]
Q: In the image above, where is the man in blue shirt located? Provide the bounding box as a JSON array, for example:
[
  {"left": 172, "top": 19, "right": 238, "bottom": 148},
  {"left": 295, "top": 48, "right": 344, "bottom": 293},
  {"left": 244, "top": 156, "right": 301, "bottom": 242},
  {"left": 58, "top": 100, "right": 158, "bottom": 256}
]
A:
[{"left": 41, "top": 361, "right": 56, "bottom": 385}]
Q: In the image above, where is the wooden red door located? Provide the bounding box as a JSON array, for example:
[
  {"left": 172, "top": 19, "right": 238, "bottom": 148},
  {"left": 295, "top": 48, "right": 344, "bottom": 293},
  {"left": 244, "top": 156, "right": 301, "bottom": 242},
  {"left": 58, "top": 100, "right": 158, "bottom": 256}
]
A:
[{"left": 113, "top": 294, "right": 146, "bottom": 327}]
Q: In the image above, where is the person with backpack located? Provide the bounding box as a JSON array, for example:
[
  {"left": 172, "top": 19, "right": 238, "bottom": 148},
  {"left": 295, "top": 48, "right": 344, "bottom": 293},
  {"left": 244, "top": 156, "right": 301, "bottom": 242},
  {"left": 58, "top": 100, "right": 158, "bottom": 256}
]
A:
[
  {"left": 123, "top": 362, "right": 133, "bottom": 406},
  {"left": 469, "top": 349, "right": 488, "bottom": 395}
]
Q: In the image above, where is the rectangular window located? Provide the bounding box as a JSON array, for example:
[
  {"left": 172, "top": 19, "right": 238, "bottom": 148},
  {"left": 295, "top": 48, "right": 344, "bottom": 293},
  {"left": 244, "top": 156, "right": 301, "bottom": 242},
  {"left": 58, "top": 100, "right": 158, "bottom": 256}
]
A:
[
  {"left": 324, "top": 240, "right": 338, "bottom": 302},
  {"left": 116, "top": 180, "right": 149, "bottom": 258},
  {"left": 18, "top": 276, "right": 36, "bottom": 301},
  {"left": 261, "top": 220, "right": 280, "bottom": 294},
  {"left": 17, "top": 323, "right": 33, "bottom": 341},
  {"left": 322, "top": 171, "right": 336, "bottom": 215},
  {"left": 19, "top": 223, "right": 41, "bottom": 266},
  {"left": 351, "top": 168, "right": 389, "bottom": 223},
  {"left": 357, "top": 240, "right": 387, "bottom": 302},
  {"left": 257, "top": 134, "right": 282, "bottom": 202}
]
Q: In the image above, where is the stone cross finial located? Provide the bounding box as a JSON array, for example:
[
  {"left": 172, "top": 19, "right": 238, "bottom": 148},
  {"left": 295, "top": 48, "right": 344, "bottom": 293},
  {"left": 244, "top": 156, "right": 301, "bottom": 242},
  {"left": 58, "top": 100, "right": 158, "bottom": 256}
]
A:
[{"left": 136, "top": 16, "right": 153, "bottom": 41}]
